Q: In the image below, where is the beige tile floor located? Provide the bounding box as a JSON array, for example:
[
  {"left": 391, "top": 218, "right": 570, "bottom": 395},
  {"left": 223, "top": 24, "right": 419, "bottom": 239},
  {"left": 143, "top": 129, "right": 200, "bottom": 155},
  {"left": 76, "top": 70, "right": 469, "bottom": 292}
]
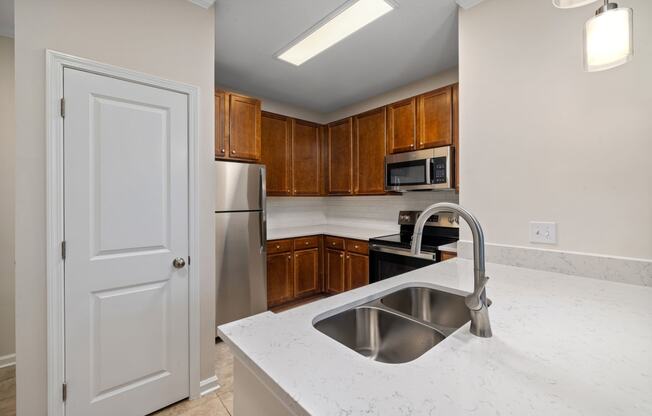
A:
[
  {"left": 0, "top": 365, "right": 16, "bottom": 416},
  {"left": 152, "top": 341, "right": 234, "bottom": 416}
]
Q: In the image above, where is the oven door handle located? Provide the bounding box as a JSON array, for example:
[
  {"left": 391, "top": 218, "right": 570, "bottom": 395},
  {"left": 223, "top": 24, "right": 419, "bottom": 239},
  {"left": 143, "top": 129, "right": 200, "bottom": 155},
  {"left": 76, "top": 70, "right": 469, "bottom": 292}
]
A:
[{"left": 370, "top": 244, "right": 437, "bottom": 260}]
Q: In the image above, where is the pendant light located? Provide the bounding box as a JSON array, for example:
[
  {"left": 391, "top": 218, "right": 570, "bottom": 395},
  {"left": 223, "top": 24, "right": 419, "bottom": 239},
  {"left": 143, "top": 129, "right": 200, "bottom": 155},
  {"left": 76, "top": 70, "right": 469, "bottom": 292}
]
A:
[
  {"left": 554, "top": 0, "right": 633, "bottom": 72},
  {"left": 583, "top": 1, "right": 633, "bottom": 72},
  {"left": 553, "top": 0, "right": 599, "bottom": 8}
]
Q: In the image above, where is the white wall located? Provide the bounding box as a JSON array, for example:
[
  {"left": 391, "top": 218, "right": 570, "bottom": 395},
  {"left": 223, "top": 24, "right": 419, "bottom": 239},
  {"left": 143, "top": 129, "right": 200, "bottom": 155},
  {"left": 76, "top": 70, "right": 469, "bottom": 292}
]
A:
[
  {"left": 0, "top": 35, "right": 15, "bottom": 365},
  {"left": 459, "top": 0, "right": 652, "bottom": 260},
  {"left": 14, "top": 1, "right": 215, "bottom": 414}
]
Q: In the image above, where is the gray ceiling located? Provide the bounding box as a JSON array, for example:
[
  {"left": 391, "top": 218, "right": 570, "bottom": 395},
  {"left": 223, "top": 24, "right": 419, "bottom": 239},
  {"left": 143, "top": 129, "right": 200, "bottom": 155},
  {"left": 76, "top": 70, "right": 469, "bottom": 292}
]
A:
[{"left": 215, "top": 0, "right": 459, "bottom": 113}]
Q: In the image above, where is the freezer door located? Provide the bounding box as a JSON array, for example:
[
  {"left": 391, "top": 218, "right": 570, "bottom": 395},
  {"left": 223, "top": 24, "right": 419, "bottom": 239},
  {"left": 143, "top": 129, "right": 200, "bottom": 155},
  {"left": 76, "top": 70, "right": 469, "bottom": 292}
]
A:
[
  {"left": 215, "top": 211, "right": 267, "bottom": 329},
  {"left": 215, "top": 161, "right": 265, "bottom": 212}
]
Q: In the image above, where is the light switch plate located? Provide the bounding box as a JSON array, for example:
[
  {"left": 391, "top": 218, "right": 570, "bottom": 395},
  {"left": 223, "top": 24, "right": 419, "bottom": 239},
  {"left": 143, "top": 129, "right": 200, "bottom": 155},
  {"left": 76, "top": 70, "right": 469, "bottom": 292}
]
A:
[{"left": 529, "top": 222, "right": 557, "bottom": 244}]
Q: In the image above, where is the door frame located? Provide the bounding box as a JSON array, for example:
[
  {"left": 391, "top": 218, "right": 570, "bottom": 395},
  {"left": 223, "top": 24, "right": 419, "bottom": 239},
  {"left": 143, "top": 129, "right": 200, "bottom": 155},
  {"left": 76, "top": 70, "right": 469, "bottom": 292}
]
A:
[{"left": 45, "top": 50, "right": 202, "bottom": 416}]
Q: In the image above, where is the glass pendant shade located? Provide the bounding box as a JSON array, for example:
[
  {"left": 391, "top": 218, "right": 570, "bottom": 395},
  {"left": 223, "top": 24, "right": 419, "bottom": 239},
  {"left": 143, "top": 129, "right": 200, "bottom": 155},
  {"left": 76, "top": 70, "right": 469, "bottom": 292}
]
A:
[
  {"left": 553, "top": 0, "right": 599, "bottom": 8},
  {"left": 584, "top": 7, "right": 633, "bottom": 72}
]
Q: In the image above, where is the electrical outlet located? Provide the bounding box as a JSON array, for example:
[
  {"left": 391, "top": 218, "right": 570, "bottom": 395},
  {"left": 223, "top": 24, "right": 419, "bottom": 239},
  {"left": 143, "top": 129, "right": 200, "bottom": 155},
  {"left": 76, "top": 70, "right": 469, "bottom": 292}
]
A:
[{"left": 529, "top": 222, "right": 557, "bottom": 244}]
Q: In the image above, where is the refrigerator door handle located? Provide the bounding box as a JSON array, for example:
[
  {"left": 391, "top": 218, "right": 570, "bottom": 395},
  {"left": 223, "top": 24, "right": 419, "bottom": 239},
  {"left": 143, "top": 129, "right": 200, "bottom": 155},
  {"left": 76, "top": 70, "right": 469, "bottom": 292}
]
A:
[{"left": 259, "top": 166, "right": 267, "bottom": 252}]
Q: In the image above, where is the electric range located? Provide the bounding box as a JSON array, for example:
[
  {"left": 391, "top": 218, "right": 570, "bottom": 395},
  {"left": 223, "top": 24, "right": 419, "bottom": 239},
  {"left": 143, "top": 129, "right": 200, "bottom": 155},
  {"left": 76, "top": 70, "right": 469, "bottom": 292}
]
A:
[{"left": 369, "top": 210, "right": 459, "bottom": 283}]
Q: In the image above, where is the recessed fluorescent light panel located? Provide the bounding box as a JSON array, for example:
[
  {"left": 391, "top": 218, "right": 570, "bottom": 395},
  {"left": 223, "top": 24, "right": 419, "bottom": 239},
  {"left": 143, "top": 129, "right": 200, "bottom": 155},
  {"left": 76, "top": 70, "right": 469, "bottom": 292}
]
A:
[{"left": 277, "top": 0, "right": 396, "bottom": 66}]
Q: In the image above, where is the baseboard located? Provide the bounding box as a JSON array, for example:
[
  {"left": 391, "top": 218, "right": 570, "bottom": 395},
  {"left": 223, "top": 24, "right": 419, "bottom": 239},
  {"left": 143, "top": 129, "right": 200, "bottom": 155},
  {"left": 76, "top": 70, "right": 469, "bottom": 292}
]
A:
[
  {"left": 199, "top": 375, "right": 220, "bottom": 397},
  {"left": 0, "top": 353, "right": 16, "bottom": 369},
  {"left": 457, "top": 241, "right": 652, "bottom": 287}
]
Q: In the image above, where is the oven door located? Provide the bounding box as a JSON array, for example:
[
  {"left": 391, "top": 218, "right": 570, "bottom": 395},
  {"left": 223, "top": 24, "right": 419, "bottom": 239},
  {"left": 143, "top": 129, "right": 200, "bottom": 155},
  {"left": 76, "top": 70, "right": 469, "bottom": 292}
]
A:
[{"left": 369, "top": 245, "right": 437, "bottom": 283}]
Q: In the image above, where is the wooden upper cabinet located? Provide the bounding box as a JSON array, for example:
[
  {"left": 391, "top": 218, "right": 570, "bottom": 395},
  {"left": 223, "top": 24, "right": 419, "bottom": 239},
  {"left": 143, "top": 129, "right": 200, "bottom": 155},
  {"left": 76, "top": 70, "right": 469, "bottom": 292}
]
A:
[
  {"left": 267, "top": 251, "right": 293, "bottom": 308},
  {"left": 325, "top": 248, "right": 346, "bottom": 294},
  {"left": 261, "top": 112, "right": 291, "bottom": 196},
  {"left": 293, "top": 248, "right": 320, "bottom": 298},
  {"left": 228, "top": 93, "right": 261, "bottom": 161},
  {"left": 215, "top": 91, "right": 227, "bottom": 158},
  {"left": 417, "top": 86, "right": 453, "bottom": 149},
  {"left": 452, "top": 83, "right": 459, "bottom": 191},
  {"left": 354, "top": 107, "right": 386, "bottom": 195},
  {"left": 387, "top": 97, "right": 417, "bottom": 154},
  {"left": 292, "top": 120, "right": 321, "bottom": 196},
  {"left": 327, "top": 118, "right": 354, "bottom": 195}
]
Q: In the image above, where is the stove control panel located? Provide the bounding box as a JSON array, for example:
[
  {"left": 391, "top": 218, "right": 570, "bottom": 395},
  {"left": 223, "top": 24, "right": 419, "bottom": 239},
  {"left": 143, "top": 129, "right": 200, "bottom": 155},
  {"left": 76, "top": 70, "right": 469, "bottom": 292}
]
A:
[{"left": 398, "top": 210, "right": 459, "bottom": 228}]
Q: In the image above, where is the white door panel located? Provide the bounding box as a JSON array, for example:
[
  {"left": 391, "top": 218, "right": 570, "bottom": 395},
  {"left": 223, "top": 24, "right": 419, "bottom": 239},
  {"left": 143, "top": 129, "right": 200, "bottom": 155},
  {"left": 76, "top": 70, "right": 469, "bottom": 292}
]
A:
[{"left": 64, "top": 68, "right": 189, "bottom": 416}]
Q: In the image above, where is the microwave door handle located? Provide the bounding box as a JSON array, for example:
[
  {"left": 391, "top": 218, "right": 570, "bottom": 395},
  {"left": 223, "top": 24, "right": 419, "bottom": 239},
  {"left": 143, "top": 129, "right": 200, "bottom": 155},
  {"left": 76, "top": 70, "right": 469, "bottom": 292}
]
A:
[{"left": 426, "top": 159, "right": 432, "bottom": 184}]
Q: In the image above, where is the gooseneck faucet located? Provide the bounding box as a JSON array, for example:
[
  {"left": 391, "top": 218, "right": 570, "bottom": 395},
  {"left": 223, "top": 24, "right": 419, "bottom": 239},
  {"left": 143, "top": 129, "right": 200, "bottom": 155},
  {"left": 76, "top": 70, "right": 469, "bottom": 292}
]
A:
[{"left": 410, "top": 203, "right": 492, "bottom": 338}]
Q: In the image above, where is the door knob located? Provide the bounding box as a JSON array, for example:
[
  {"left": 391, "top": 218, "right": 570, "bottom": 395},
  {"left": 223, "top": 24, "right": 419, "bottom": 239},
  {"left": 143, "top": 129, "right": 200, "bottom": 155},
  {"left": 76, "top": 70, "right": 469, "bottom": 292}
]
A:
[{"left": 173, "top": 257, "right": 186, "bottom": 269}]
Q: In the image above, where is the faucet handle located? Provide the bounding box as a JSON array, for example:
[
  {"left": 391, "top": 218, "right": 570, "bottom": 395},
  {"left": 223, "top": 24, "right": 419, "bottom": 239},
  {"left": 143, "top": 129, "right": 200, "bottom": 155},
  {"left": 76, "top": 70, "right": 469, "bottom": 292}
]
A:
[{"left": 465, "top": 275, "right": 489, "bottom": 311}]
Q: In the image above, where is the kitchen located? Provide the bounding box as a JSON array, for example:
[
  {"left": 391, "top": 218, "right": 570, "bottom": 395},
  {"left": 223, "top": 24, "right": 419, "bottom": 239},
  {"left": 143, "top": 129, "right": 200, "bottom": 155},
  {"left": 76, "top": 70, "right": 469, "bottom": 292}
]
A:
[{"left": 3, "top": 0, "right": 651, "bottom": 416}]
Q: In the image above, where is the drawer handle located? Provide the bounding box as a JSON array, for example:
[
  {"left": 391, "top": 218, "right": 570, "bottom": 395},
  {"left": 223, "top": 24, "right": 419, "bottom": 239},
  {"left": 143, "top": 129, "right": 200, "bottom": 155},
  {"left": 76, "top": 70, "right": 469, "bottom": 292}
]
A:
[
  {"left": 276, "top": 245, "right": 280, "bottom": 249},
  {"left": 231, "top": 150, "right": 236, "bottom": 154},
  {"left": 354, "top": 245, "right": 359, "bottom": 249},
  {"left": 305, "top": 242, "right": 309, "bottom": 245},
  {"left": 332, "top": 242, "right": 336, "bottom": 246}
]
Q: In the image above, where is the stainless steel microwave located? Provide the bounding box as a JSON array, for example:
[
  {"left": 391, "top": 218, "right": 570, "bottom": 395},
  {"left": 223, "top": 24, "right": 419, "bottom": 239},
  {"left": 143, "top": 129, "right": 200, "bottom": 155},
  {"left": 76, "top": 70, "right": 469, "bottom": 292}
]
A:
[{"left": 385, "top": 147, "right": 453, "bottom": 192}]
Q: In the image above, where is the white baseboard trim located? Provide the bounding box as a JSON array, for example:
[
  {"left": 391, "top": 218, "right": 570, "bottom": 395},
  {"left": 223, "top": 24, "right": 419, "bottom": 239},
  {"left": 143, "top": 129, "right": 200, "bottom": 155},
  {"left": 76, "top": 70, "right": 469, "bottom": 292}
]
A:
[
  {"left": 199, "top": 375, "right": 220, "bottom": 397},
  {"left": 457, "top": 240, "right": 652, "bottom": 287},
  {"left": 0, "top": 353, "right": 16, "bottom": 369}
]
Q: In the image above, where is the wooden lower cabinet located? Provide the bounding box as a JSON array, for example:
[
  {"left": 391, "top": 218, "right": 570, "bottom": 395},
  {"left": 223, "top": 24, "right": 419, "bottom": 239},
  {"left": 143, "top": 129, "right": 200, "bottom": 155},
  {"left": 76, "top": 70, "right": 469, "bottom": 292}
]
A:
[
  {"left": 440, "top": 251, "right": 457, "bottom": 261},
  {"left": 294, "top": 248, "right": 319, "bottom": 297},
  {"left": 268, "top": 235, "right": 369, "bottom": 305},
  {"left": 266, "top": 251, "right": 293, "bottom": 308},
  {"left": 325, "top": 248, "right": 346, "bottom": 294},
  {"left": 347, "top": 252, "right": 369, "bottom": 290}
]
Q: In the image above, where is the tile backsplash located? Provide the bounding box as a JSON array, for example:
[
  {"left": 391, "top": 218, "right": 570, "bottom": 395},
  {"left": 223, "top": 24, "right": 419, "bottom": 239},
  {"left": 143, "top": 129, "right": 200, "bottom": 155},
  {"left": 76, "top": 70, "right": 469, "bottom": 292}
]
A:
[{"left": 267, "top": 191, "right": 459, "bottom": 229}]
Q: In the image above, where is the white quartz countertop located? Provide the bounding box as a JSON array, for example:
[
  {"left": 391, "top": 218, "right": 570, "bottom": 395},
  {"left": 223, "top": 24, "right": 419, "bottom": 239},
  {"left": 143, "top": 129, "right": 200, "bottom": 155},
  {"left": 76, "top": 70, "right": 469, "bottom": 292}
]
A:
[
  {"left": 218, "top": 259, "right": 652, "bottom": 415},
  {"left": 267, "top": 224, "right": 397, "bottom": 241}
]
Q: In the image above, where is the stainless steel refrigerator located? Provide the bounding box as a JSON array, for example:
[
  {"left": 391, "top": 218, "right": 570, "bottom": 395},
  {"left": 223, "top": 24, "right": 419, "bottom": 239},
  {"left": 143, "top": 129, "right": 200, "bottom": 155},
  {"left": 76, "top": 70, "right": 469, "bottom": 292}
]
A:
[{"left": 215, "top": 161, "right": 267, "bottom": 332}]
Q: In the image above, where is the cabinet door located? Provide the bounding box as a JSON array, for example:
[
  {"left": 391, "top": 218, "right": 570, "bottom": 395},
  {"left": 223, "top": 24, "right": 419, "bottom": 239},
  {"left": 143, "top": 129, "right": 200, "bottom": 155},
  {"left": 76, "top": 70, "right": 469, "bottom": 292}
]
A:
[
  {"left": 228, "top": 93, "right": 261, "bottom": 161},
  {"left": 294, "top": 248, "right": 319, "bottom": 298},
  {"left": 325, "top": 248, "right": 346, "bottom": 294},
  {"left": 327, "top": 118, "right": 353, "bottom": 194},
  {"left": 292, "top": 119, "right": 321, "bottom": 195},
  {"left": 215, "top": 91, "right": 227, "bottom": 158},
  {"left": 261, "top": 112, "right": 291, "bottom": 196},
  {"left": 267, "top": 252, "right": 293, "bottom": 308},
  {"left": 417, "top": 86, "right": 452, "bottom": 149},
  {"left": 354, "top": 108, "right": 386, "bottom": 195},
  {"left": 347, "top": 252, "right": 369, "bottom": 290},
  {"left": 387, "top": 98, "right": 417, "bottom": 154},
  {"left": 452, "top": 83, "right": 459, "bottom": 192}
]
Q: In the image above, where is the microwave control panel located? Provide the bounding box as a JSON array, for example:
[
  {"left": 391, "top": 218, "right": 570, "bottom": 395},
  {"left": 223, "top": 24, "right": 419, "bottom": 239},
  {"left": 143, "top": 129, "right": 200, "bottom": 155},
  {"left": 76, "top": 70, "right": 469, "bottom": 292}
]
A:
[{"left": 431, "top": 157, "right": 448, "bottom": 184}]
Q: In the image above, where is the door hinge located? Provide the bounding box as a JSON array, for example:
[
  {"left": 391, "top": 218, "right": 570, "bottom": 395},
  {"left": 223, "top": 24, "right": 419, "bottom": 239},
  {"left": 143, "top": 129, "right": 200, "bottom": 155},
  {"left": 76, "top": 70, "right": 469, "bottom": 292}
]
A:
[
  {"left": 62, "top": 383, "right": 67, "bottom": 402},
  {"left": 61, "top": 241, "right": 66, "bottom": 260},
  {"left": 60, "top": 98, "right": 65, "bottom": 118}
]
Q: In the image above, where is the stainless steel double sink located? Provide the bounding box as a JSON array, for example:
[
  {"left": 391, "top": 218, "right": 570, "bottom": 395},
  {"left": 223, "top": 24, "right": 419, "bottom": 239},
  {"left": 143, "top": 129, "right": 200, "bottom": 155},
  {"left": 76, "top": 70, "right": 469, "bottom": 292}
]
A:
[{"left": 313, "top": 286, "right": 471, "bottom": 364}]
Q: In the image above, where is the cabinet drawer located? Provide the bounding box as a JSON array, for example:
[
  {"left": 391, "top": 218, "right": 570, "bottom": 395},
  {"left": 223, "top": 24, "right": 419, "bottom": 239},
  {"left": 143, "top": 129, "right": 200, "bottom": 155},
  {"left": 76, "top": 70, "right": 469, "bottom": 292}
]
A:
[
  {"left": 324, "top": 236, "right": 345, "bottom": 250},
  {"left": 293, "top": 236, "right": 319, "bottom": 250},
  {"left": 346, "top": 239, "right": 368, "bottom": 255},
  {"left": 267, "top": 239, "right": 293, "bottom": 254}
]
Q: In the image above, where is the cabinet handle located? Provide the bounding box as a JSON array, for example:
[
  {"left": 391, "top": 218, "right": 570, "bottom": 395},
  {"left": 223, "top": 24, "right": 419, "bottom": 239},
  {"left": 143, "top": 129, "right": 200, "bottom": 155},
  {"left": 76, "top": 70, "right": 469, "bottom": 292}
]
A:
[
  {"left": 332, "top": 242, "right": 336, "bottom": 246},
  {"left": 354, "top": 245, "right": 359, "bottom": 249},
  {"left": 340, "top": 254, "right": 344, "bottom": 258},
  {"left": 231, "top": 150, "right": 236, "bottom": 154},
  {"left": 288, "top": 256, "right": 291, "bottom": 259},
  {"left": 347, "top": 256, "right": 350, "bottom": 259},
  {"left": 305, "top": 242, "right": 309, "bottom": 245},
  {"left": 410, "top": 144, "right": 414, "bottom": 148},
  {"left": 276, "top": 245, "right": 280, "bottom": 249},
  {"left": 220, "top": 148, "right": 225, "bottom": 153}
]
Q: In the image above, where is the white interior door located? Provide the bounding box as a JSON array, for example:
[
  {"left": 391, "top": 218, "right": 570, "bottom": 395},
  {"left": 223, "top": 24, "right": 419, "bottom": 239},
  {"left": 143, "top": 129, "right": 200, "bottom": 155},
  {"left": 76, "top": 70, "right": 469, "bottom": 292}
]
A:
[{"left": 63, "top": 68, "right": 189, "bottom": 416}]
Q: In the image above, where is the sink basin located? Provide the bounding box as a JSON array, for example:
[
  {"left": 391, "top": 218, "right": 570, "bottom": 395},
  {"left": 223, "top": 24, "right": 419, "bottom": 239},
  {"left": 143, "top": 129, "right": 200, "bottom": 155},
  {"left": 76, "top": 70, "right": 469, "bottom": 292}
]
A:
[
  {"left": 314, "top": 306, "right": 445, "bottom": 364},
  {"left": 380, "top": 287, "right": 470, "bottom": 335}
]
